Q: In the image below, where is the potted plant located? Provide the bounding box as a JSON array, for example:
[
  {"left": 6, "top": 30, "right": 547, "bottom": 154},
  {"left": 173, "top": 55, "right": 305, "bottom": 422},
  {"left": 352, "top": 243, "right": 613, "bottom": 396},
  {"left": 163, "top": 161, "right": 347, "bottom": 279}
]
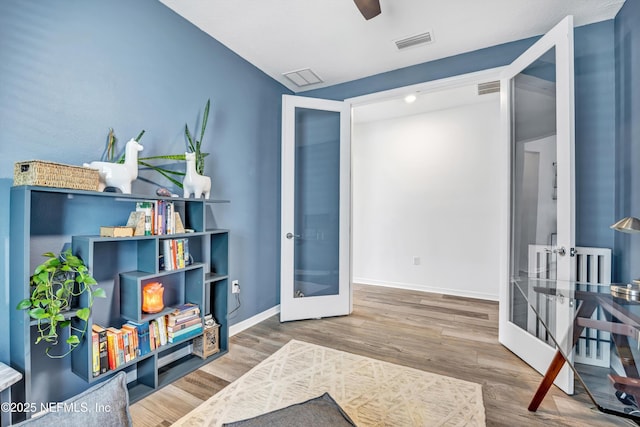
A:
[
  {"left": 105, "top": 99, "right": 211, "bottom": 189},
  {"left": 16, "top": 249, "right": 105, "bottom": 358}
]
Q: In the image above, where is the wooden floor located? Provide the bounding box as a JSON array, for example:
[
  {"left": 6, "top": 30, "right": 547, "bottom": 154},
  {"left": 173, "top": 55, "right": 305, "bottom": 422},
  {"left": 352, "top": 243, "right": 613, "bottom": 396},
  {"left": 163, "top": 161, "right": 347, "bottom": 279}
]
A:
[{"left": 130, "top": 284, "right": 635, "bottom": 426}]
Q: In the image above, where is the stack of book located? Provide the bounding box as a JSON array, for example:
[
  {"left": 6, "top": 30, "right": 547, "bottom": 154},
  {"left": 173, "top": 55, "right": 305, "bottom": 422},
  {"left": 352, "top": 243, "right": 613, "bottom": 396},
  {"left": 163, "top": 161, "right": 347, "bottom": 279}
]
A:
[{"left": 166, "top": 303, "right": 203, "bottom": 343}]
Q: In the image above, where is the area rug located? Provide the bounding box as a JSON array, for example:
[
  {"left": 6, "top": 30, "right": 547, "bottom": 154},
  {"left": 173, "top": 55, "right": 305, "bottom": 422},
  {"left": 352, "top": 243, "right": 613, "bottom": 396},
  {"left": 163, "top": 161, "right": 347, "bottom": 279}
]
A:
[{"left": 173, "top": 339, "right": 486, "bottom": 426}]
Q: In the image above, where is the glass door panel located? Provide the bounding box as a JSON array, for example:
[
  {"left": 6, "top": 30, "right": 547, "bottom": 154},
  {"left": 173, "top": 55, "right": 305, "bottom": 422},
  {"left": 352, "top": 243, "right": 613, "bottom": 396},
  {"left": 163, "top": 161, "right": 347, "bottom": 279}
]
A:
[{"left": 294, "top": 108, "right": 340, "bottom": 298}]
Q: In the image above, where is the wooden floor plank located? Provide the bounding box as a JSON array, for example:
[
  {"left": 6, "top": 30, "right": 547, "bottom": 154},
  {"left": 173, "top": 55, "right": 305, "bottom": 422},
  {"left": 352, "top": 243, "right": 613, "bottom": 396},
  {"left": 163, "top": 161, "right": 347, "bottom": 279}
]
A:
[{"left": 130, "top": 284, "right": 633, "bottom": 426}]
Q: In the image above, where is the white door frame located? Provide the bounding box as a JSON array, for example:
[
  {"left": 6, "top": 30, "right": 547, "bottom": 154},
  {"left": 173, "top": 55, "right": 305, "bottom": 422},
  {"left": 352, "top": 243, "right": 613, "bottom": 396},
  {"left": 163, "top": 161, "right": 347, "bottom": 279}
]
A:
[{"left": 280, "top": 94, "right": 352, "bottom": 322}]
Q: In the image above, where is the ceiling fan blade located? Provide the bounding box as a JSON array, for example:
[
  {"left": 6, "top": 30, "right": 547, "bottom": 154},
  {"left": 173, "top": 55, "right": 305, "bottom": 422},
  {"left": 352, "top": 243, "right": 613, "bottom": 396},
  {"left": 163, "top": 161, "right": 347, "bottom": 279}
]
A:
[{"left": 353, "top": 0, "right": 381, "bottom": 20}]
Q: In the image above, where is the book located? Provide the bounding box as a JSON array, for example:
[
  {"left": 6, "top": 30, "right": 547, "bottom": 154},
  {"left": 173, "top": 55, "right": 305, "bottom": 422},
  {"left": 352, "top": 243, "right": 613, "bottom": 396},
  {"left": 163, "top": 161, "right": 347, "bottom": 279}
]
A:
[
  {"left": 167, "top": 322, "right": 202, "bottom": 339},
  {"left": 183, "top": 238, "right": 190, "bottom": 266},
  {"left": 171, "top": 240, "right": 178, "bottom": 271},
  {"left": 157, "top": 200, "right": 164, "bottom": 235},
  {"left": 166, "top": 202, "right": 174, "bottom": 234},
  {"left": 121, "top": 324, "right": 139, "bottom": 360},
  {"left": 177, "top": 239, "right": 185, "bottom": 269},
  {"left": 168, "top": 325, "right": 203, "bottom": 343},
  {"left": 162, "top": 239, "right": 173, "bottom": 271},
  {"left": 92, "top": 324, "right": 108, "bottom": 376},
  {"left": 167, "top": 303, "right": 200, "bottom": 322},
  {"left": 91, "top": 329, "right": 99, "bottom": 377},
  {"left": 136, "top": 202, "right": 153, "bottom": 236},
  {"left": 107, "top": 327, "right": 125, "bottom": 367},
  {"left": 156, "top": 316, "right": 167, "bottom": 347},
  {"left": 166, "top": 317, "right": 202, "bottom": 332},
  {"left": 105, "top": 329, "right": 118, "bottom": 370},
  {"left": 149, "top": 320, "right": 157, "bottom": 351},
  {"left": 122, "top": 328, "right": 130, "bottom": 363},
  {"left": 126, "top": 321, "right": 150, "bottom": 356}
]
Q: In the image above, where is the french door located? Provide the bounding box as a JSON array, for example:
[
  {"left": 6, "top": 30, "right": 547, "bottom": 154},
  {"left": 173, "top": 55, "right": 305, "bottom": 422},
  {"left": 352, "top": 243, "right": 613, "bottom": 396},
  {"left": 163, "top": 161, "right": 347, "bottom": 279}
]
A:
[
  {"left": 498, "top": 16, "right": 576, "bottom": 393},
  {"left": 280, "top": 95, "right": 352, "bottom": 322}
]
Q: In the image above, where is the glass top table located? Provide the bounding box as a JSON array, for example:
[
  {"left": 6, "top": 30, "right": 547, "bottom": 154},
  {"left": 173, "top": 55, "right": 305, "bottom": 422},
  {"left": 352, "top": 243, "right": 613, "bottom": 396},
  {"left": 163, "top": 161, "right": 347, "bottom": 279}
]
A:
[{"left": 512, "top": 277, "right": 640, "bottom": 421}]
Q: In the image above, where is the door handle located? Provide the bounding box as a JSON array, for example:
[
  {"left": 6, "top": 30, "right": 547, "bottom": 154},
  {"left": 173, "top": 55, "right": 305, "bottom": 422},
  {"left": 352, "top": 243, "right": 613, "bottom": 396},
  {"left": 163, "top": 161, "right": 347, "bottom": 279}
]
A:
[
  {"left": 544, "top": 247, "right": 566, "bottom": 256},
  {"left": 286, "top": 232, "right": 300, "bottom": 239}
]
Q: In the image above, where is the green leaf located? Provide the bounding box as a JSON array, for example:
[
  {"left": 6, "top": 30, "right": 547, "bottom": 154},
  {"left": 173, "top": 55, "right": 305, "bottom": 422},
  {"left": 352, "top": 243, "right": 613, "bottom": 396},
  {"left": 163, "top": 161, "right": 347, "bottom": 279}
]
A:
[
  {"left": 135, "top": 130, "right": 146, "bottom": 141},
  {"left": 53, "top": 314, "right": 65, "bottom": 322},
  {"left": 138, "top": 161, "right": 185, "bottom": 188},
  {"left": 139, "top": 154, "right": 187, "bottom": 161},
  {"left": 186, "top": 126, "right": 197, "bottom": 154},
  {"left": 76, "top": 307, "right": 90, "bottom": 321},
  {"left": 67, "top": 335, "right": 80, "bottom": 345},
  {"left": 29, "top": 308, "right": 48, "bottom": 319},
  {"left": 16, "top": 299, "right": 32, "bottom": 310},
  {"left": 93, "top": 288, "right": 107, "bottom": 299},
  {"left": 199, "top": 99, "right": 210, "bottom": 148},
  {"left": 59, "top": 320, "right": 71, "bottom": 328}
]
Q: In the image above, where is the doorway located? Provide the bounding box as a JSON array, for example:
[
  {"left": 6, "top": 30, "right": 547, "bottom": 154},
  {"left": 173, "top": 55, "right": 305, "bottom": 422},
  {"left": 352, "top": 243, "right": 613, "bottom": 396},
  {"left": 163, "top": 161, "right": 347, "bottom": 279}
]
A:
[{"left": 349, "top": 72, "right": 504, "bottom": 301}]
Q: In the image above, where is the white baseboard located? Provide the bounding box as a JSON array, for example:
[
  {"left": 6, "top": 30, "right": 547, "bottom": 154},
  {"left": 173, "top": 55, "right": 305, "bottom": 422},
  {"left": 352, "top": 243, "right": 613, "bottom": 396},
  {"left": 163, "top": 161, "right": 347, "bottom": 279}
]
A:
[
  {"left": 353, "top": 277, "right": 498, "bottom": 301},
  {"left": 229, "top": 305, "right": 281, "bottom": 336}
]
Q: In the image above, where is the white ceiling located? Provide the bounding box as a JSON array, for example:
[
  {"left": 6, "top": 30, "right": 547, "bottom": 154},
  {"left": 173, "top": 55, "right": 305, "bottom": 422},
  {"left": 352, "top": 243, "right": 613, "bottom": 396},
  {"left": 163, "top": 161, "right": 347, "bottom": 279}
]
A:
[{"left": 159, "top": 0, "right": 624, "bottom": 93}]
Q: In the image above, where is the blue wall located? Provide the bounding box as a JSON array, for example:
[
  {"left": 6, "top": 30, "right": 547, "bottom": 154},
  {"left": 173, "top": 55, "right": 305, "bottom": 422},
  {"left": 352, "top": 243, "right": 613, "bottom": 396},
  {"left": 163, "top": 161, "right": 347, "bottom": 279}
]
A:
[
  {"left": 307, "top": 21, "right": 619, "bottom": 280},
  {"left": 615, "top": 1, "right": 640, "bottom": 282},
  {"left": 0, "top": 0, "right": 290, "bottom": 365}
]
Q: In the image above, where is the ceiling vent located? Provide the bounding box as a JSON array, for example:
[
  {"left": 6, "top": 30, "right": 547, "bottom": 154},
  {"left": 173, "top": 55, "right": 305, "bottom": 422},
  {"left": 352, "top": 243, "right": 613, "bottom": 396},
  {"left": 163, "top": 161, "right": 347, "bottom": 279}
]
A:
[
  {"left": 283, "top": 68, "right": 324, "bottom": 87},
  {"left": 394, "top": 31, "right": 433, "bottom": 50},
  {"left": 477, "top": 81, "right": 500, "bottom": 95}
]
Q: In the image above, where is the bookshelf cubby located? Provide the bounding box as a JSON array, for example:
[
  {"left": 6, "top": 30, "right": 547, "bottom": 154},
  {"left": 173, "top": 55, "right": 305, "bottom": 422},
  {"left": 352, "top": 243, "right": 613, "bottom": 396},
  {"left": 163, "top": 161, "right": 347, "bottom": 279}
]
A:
[{"left": 9, "top": 186, "right": 229, "bottom": 422}]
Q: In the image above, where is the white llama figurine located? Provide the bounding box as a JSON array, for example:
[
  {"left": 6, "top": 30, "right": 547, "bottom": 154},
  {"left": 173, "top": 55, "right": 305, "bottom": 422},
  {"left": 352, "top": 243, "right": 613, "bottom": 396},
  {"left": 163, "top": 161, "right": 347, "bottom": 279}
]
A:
[
  {"left": 84, "top": 138, "right": 143, "bottom": 194},
  {"left": 183, "top": 152, "right": 211, "bottom": 199}
]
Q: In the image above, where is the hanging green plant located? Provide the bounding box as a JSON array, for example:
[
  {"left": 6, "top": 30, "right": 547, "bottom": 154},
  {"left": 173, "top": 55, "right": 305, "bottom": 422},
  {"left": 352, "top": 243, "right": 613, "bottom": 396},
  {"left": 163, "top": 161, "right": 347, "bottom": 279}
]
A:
[{"left": 16, "top": 250, "right": 106, "bottom": 358}]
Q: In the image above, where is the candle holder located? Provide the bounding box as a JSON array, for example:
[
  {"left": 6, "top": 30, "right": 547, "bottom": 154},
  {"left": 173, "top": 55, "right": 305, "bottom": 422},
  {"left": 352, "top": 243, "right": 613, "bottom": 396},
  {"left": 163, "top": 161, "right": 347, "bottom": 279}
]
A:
[{"left": 142, "top": 282, "right": 164, "bottom": 313}]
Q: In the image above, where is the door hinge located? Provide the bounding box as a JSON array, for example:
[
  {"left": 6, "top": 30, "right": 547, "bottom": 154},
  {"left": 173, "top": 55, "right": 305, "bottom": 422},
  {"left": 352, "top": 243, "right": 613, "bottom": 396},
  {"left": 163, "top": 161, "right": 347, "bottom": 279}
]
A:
[{"left": 570, "top": 247, "right": 576, "bottom": 257}]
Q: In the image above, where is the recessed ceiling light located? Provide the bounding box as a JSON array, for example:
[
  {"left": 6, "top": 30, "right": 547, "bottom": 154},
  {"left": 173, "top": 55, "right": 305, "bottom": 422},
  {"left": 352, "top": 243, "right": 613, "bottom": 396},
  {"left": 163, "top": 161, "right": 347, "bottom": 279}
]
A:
[{"left": 404, "top": 94, "right": 417, "bottom": 104}]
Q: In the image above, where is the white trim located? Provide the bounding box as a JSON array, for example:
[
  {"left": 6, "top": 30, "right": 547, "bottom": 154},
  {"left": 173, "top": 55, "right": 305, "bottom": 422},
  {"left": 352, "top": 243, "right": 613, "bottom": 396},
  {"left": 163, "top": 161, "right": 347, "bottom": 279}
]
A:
[
  {"left": 346, "top": 66, "right": 506, "bottom": 107},
  {"left": 230, "top": 305, "right": 281, "bottom": 336},
  {"left": 354, "top": 278, "right": 498, "bottom": 301}
]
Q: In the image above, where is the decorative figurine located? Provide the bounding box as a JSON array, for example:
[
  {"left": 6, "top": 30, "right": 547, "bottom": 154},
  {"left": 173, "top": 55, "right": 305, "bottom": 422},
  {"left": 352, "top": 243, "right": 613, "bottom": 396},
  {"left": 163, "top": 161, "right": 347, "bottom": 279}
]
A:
[
  {"left": 183, "top": 151, "right": 211, "bottom": 199},
  {"left": 84, "top": 138, "right": 143, "bottom": 194}
]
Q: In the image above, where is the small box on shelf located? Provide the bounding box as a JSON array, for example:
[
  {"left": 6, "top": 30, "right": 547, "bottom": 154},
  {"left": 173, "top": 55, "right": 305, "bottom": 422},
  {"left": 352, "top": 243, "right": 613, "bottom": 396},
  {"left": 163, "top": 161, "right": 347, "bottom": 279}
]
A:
[
  {"left": 193, "top": 325, "right": 220, "bottom": 359},
  {"left": 193, "top": 315, "right": 219, "bottom": 359}
]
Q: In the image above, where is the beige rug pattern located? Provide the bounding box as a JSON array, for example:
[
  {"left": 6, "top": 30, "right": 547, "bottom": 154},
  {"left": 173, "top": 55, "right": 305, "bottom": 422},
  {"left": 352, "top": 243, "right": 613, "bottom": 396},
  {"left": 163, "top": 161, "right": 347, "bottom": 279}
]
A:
[{"left": 174, "top": 340, "right": 486, "bottom": 426}]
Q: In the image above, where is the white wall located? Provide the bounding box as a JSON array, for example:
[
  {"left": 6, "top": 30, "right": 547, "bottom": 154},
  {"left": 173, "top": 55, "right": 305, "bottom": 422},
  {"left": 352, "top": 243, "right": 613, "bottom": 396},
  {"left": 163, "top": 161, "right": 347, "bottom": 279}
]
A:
[{"left": 352, "top": 96, "right": 502, "bottom": 300}]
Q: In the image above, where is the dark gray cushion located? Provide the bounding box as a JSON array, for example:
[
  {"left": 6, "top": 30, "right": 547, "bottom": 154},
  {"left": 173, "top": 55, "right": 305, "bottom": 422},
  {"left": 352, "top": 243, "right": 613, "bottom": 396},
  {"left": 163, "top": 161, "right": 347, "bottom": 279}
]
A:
[
  {"left": 223, "top": 392, "right": 356, "bottom": 427},
  {"left": 15, "top": 371, "right": 132, "bottom": 427}
]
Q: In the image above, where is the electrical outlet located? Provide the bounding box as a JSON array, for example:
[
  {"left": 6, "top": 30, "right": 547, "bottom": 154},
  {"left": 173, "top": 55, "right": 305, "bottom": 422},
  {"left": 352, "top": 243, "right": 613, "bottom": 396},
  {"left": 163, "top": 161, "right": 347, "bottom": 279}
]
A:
[
  {"left": 412, "top": 256, "right": 421, "bottom": 266},
  {"left": 232, "top": 280, "right": 240, "bottom": 294}
]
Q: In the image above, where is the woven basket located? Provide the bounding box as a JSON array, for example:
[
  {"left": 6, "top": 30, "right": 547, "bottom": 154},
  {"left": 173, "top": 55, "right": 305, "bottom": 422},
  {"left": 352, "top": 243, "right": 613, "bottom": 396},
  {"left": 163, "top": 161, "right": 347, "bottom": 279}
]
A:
[{"left": 14, "top": 160, "right": 100, "bottom": 191}]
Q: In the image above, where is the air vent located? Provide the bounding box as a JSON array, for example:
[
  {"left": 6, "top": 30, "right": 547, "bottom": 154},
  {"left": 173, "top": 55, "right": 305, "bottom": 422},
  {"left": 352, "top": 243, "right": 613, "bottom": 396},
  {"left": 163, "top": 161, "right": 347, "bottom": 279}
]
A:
[
  {"left": 283, "top": 68, "right": 324, "bottom": 87},
  {"left": 394, "top": 31, "right": 433, "bottom": 50},
  {"left": 477, "top": 81, "right": 500, "bottom": 95}
]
